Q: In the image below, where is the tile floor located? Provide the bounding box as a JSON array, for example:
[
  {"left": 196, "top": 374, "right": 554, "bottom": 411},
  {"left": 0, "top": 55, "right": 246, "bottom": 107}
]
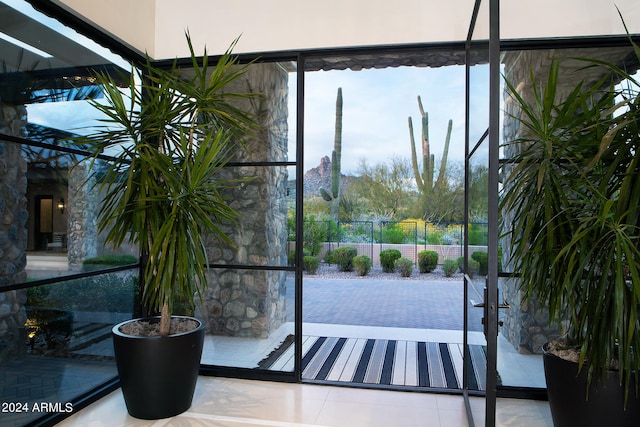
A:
[
  {"left": 55, "top": 323, "right": 552, "bottom": 427},
  {"left": 57, "top": 376, "right": 553, "bottom": 427}
]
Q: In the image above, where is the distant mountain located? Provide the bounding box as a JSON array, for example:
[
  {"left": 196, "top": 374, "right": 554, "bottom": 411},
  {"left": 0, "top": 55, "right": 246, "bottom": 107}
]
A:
[{"left": 287, "top": 156, "right": 356, "bottom": 199}]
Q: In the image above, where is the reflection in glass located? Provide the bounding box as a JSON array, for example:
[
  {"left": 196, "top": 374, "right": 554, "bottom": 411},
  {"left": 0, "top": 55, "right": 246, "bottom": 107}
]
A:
[{"left": 0, "top": 269, "right": 135, "bottom": 425}]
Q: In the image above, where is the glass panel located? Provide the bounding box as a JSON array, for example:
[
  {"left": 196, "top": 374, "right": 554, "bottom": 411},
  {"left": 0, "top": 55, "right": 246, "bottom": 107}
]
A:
[
  {"left": 0, "top": 269, "right": 136, "bottom": 426},
  {"left": 0, "top": 2, "right": 135, "bottom": 422},
  {"left": 193, "top": 60, "right": 298, "bottom": 371},
  {"left": 496, "top": 45, "right": 639, "bottom": 391},
  {"left": 198, "top": 267, "right": 295, "bottom": 371}
]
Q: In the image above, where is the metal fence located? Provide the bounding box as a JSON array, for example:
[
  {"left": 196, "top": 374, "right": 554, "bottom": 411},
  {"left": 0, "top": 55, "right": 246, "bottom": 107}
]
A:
[{"left": 299, "top": 220, "right": 488, "bottom": 265}]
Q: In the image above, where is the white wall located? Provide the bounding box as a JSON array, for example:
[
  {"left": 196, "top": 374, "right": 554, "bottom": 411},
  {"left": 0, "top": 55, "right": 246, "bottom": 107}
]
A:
[
  {"left": 52, "top": 0, "right": 156, "bottom": 56},
  {"left": 55, "top": 0, "right": 640, "bottom": 59}
]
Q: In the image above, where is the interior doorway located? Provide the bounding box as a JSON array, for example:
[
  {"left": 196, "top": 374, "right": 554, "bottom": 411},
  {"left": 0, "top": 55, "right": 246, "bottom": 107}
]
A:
[{"left": 35, "top": 195, "right": 53, "bottom": 251}]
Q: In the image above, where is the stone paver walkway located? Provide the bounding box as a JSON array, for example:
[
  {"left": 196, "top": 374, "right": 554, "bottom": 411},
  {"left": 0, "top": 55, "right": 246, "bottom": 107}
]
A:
[{"left": 287, "top": 277, "right": 484, "bottom": 331}]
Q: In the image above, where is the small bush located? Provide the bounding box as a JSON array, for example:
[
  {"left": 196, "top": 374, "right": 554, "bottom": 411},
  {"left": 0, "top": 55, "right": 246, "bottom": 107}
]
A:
[
  {"left": 418, "top": 250, "right": 439, "bottom": 273},
  {"left": 323, "top": 250, "right": 333, "bottom": 264},
  {"left": 469, "top": 259, "right": 479, "bottom": 277},
  {"left": 395, "top": 257, "right": 413, "bottom": 277},
  {"left": 381, "top": 226, "right": 407, "bottom": 244},
  {"left": 353, "top": 255, "right": 372, "bottom": 276},
  {"left": 455, "top": 256, "right": 479, "bottom": 277},
  {"left": 380, "top": 249, "right": 402, "bottom": 272},
  {"left": 303, "top": 256, "right": 319, "bottom": 274},
  {"left": 83, "top": 254, "right": 137, "bottom": 266},
  {"left": 471, "top": 251, "right": 489, "bottom": 276},
  {"left": 333, "top": 246, "right": 358, "bottom": 271},
  {"left": 442, "top": 259, "right": 458, "bottom": 277}
]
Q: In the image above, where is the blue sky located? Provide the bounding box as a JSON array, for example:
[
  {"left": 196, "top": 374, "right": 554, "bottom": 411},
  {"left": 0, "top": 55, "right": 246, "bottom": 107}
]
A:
[{"left": 292, "top": 64, "right": 491, "bottom": 175}]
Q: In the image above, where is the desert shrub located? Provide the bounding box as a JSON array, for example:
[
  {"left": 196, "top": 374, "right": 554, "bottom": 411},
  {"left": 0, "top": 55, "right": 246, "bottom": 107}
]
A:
[
  {"left": 333, "top": 246, "right": 358, "bottom": 271},
  {"left": 469, "top": 259, "right": 479, "bottom": 277},
  {"left": 395, "top": 257, "right": 413, "bottom": 277},
  {"left": 323, "top": 249, "right": 333, "bottom": 264},
  {"left": 425, "top": 232, "right": 443, "bottom": 245},
  {"left": 380, "top": 249, "right": 402, "bottom": 272},
  {"left": 353, "top": 255, "right": 372, "bottom": 276},
  {"left": 468, "top": 223, "right": 488, "bottom": 245},
  {"left": 303, "top": 215, "right": 327, "bottom": 256},
  {"left": 303, "top": 255, "right": 319, "bottom": 274},
  {"left": 381, "top": 226, "right": 407, "bottom": 244},
  {"left": 417, "top": 250, "right": 439, "bottom": 273},
  {"left": 442, "top": 259, "right": 458, "bottom": 277},
  {"left": 471, "top": 251, "right": 489, "bottom": 276},
  {"left": 455, "top": 256, "right": 479, "bottom": 277},
  {"left": 288, "top": 248, "right": 311, "bottom": 266}
]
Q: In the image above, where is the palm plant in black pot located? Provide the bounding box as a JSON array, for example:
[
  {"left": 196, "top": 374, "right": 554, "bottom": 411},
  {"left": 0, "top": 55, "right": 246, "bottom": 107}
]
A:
[
  {"left": 501, "top": 38, "right": 640, "bottom": 426},
  {"left": 72, "top": 34, "right": 257, "bottom": 419}
]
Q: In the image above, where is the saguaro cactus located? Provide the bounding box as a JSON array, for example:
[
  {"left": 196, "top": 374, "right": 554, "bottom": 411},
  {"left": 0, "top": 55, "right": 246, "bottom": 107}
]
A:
[
  {"left": 320, "top": 87, "right": 343, "bottom": 219},
  {"left": 408, "top": 95, "right": 451, "bottom": 196}
]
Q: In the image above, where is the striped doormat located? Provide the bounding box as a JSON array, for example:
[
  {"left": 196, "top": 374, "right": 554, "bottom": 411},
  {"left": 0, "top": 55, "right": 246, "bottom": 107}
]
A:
[{"left": 259, "top": 336, "right": 488, "bottom": 391}]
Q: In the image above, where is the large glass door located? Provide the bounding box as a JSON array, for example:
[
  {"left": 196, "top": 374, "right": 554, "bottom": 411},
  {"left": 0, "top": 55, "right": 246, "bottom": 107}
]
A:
[{"left": 464, "top": 0, "right": 500, "bottom": 426}]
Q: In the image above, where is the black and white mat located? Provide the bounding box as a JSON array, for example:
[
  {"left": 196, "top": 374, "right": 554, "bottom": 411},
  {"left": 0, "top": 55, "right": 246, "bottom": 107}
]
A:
[{"left": 259, "top": 336, "right": 488, "bottom": 391}]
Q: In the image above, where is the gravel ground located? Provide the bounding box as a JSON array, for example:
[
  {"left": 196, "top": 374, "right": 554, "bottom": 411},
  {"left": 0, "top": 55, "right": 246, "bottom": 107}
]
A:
[{"left": 302, "top": 262, "right": 464, "bottom": 281}]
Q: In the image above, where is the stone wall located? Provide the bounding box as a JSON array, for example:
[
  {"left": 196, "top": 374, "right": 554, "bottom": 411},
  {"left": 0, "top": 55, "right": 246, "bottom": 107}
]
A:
[
  {"left": 67, "top": 160, "right": 98, "bottom": 266},
  {"left": 500, "top": 46, "right": 635, "bottom": 354},
  {"left": 196, "top": 63, "right": 290, "bottom": 338},
  {"left": 0, "top": 103, "right": 29, "bottom": 362}
]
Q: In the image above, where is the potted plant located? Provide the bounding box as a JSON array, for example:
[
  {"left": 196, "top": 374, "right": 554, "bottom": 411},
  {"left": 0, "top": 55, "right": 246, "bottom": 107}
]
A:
[
  {"left": 501, "top": 38, "right": 640, "bottom": 426},
  {"left": 73, "top": 34, "right": 257, "bottom": 419}
]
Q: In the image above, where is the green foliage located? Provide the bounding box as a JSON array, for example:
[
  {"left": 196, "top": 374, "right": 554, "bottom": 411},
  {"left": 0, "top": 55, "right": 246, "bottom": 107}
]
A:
[
  {"left": 303, "top": 215, "right": 327, "bottom": 256},
  {"left": 418, "top": 250, "right": 439, "bottom": 273},
  {"left": 351, "top": 156, "right": 414, "bottom": 218},
  {"left": 425, "top": 232, "right": 443, "bottom": 245},
  {"left": 502, "top": 46, "right": 640, "bottom": 400},
  {"left": 303, "top": 256, "right": 320, "bottom": 274},
  {"left": 455, "top": 256, "right": 479, "bottom": 277},
  {"left": 380, "top": 249, "right": 402, "bottom": 272},
  {"left": 381, "top": 225, "right": 407, "bottom": 244},
  {"left": 82, "top": 254, "right": 138, "bottom": 266},
  {"left": 323, "top": 250, "right": 333, "bottom": 264},
  {"left": 333, "top": 246, "right": 357, "bottom": 271},
  {"left": 27, "top": 273, "right": 137, "bottom": 313},
  {"left": 467, "top": 223, "right": 487, "bottom": 246},
  {"left": 471, "top": 251, "right": 488, "bottom": 276},
  {"left": 468, "top": 259, "right": 479, "bottom": 278},
  {"left": 442, "top": 259, "right": 458, "bottom": 277},
  {"left": 395, "top": 257, "right": 413, "bottom": 277},
  {"left": 71, "top": 33, "right": 258, "bottom": 334},
  {"left": 353, "top": 255, "right": 372, "bottom": 276}
]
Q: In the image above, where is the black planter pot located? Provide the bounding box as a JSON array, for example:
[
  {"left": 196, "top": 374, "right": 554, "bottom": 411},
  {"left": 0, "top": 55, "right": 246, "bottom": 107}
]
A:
[
  {"left": 112, "top": 316, "right": 205, "bottom": 420},
  {"left": 543, "top": 343, "right": 640, "bottom": 427}
]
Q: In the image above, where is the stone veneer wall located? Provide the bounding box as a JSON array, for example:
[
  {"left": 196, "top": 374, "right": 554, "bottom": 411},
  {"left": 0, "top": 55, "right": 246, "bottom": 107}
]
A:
[
  {"left": 0, "top": 103, "right": 29, "bottom": 362},
  {"left": 500, "top": 47, "right": 635, "bottom": 354},
  {"left": 196, "top": 63, "right": 289, "bottom": 338},
  {"left": 67, "top": 159, "right": 98, "bottom": 266}
]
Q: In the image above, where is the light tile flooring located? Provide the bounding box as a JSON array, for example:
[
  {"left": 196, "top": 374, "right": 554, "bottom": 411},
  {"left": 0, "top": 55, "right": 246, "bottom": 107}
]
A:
[
  {"left": 56, "top": 323, "right": 552, "bottom": 427},
  {"left": 57, "top": 376, "right": 553, "bottom": 426},
  {"left": 200, "top": 323, "right": 547, "bottom": 389}
]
